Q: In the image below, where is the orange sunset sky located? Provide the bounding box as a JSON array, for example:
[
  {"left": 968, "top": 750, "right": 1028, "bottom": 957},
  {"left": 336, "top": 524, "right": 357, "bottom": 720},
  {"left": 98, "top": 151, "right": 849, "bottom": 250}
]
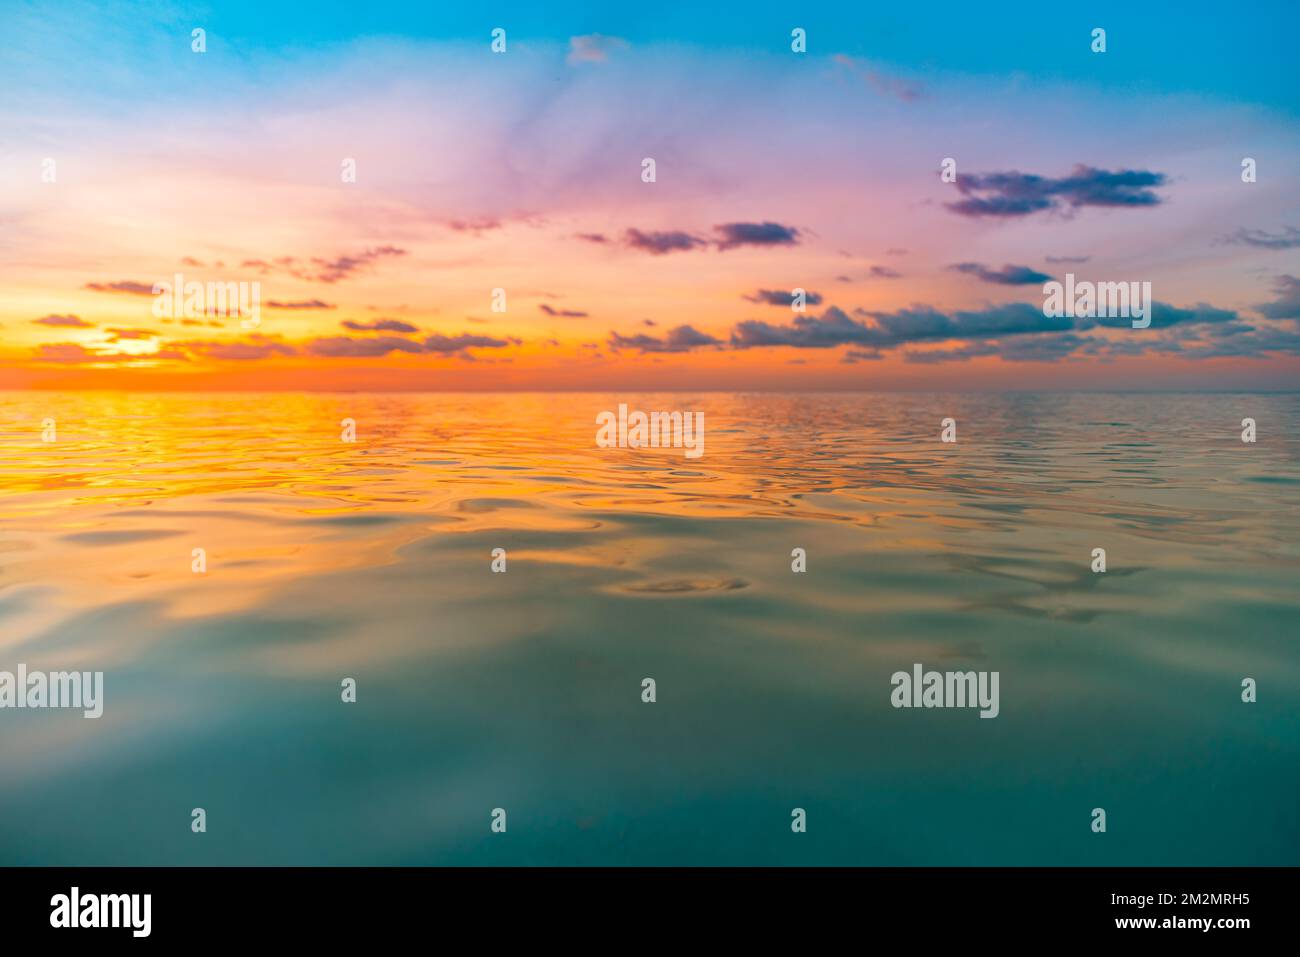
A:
[{"left": 2, "top": 1, "right": 1299, "bottom": 391}]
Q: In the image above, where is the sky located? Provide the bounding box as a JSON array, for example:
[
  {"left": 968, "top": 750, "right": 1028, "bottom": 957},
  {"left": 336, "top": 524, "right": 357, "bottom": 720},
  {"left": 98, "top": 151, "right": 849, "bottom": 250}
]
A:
[{"left": 1, "top": 0, "right": 1298, "bottom": 390}]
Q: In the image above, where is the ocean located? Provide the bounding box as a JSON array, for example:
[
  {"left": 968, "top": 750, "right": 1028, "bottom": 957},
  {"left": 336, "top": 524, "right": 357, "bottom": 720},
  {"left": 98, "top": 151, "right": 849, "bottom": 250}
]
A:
[{"left": 1, "top": 391, "right": 1297, "bottom": 864}]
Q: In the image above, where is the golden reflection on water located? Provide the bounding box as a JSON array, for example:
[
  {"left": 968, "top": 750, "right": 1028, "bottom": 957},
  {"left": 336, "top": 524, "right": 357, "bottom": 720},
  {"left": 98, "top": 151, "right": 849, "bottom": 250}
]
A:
[
  {"left": 2, "top": 391, "right": 1298, "bottom": 644},
  {"left": 1, "top": 392, "right": 1299, "bottom": 865}
]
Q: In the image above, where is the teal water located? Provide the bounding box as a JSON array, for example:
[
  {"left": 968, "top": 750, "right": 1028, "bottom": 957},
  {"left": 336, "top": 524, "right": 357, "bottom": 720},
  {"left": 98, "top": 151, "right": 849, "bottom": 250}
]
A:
[{"left": 0, "top": 392, "right": 1297, "bottom": 864}]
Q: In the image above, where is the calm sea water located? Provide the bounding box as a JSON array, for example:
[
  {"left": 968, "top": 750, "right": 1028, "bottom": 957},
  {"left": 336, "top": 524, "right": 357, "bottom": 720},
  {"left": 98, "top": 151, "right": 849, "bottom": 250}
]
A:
[{"left": 0, "top": 392, "right": 1297, "bottom": 865}]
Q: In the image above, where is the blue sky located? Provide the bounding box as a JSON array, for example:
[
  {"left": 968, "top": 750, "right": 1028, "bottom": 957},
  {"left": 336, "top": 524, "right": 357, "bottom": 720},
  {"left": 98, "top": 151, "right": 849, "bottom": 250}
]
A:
[{"left": 6, "top": 0, "right": 1299, "bottom": 110}]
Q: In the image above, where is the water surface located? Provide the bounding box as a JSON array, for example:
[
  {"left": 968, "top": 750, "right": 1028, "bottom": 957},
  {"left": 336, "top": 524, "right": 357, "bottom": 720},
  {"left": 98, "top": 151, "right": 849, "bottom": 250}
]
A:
[{"left": 0, "top": 392, "right": 1297, "bottom": 864}]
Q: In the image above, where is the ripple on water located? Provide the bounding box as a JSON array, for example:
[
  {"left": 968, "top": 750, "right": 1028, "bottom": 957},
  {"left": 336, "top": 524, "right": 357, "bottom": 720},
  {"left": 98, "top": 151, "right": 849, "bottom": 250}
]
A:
[
  {"left": 59, "top": 529, "right": 185, "bottom": 545},
  {"left": 612, "top": 577, "right": 750, "bottom": 595}
]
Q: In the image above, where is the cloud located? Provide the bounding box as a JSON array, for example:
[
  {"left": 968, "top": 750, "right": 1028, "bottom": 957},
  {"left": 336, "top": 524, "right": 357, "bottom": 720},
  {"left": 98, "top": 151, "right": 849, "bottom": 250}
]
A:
[
  {"left": 832, "top": 54, "right": 923, "bottom": 102},
  {"left": 623, "top": 228, "right": 708, "bottom": 255},
  {"left": 422, "top": 333, "right": 515, "bottom": 355},
  {"left": 35, "top": 342, "right": 189, "bottom": 363},
  {"left": 155, "top": 330, "right": 516, "bottom": 361},
  {"left": 727, "top": 294, "right": 1274, "bottom": 363},
  {"left": 902, "top": 342, "right": 1000, "bottom": 364},
  {"left": 733, "top": 303, "right": 1074, "bottom": 350},
  {"left": 83, "top": 280, "right": 155, "bottom": 295},
  {"left": 949, "top": 262, "right": 1053, "bottom": 285},
  {"left": 946, "top": 165, "right": 1168, "bottom": 219},
  {"left": 868, "top": 265, "right": 902, "bottom": 279},
  {"left": 180, "top": 338, "right": 296, "bottom": 360},
  {"left": 743, "top": 289, "right": 823, "bottom": 307},
  {"left": 904, "top": 335, "right": 1094, "bottom": 364},
  {"left": 446, "top": 217, "right": 502, "bottom": 234},
  {"left": 1224, "top": 226, "right": 1300, "bottom": 250},
  {"left": 620, "top": 222, "right": 801, "bottom": 254},
  {"left": 732, "top": 306, "right": 883, "bottom": 349},
  {"left": 106, "top": 327, "right": 158, "bottom": 340},
  {"left": 575, "top": 232, "right": 609, "bottom": 244},
  {"left": 607, "top": 324, "right": 722, "bottom": 353},
  {"left": 714, "top": 221, "right": 800, "bottom": 251},
  {"left": 1090, "top": 301, "right": 1239, "bottom": 329},
  {"left": 865, "top": 302, "right": 1075, "bottom": 343},
  {"left": 242, "top": 247, "right": 407, "bottom": 283},
  {"left": 342, "top": 318, "right": 420, "bottom": 333},
  {"left": 33, "top": 314, "right": 91, "bottom": 327},
  {"left": 1254, "top": 275, "right": 1300, "bottom": 319},
  {"left": 1186, "top": 325, "right": 1300, "bottom": 358},
  {"left": 308, "top": 336, "right": 423, "bottom": 357},
  {"left": 35, "top": 344, "right": 124, "bottom": 363},
  {"left": 310, "top": 246, "right": 406, "bottom": 283},
  {"left": 1045, "top": 255, "right": 1091, "bottom": 264},
  {"left": 539, "top": 304, "right": 589, "bottom": 318},
  {"left": 269, "top": 299, "right": 334, "bottom": 310},
  {"left": 567, "top": 34, "right": 629, "bottom": 65}
]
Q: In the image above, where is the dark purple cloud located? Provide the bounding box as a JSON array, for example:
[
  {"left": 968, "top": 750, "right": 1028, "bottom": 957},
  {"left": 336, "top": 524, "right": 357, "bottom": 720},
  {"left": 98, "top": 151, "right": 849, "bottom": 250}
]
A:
[
  {"left": 732, "top": 306, "right": 878, "bottom": 349},
  {"left": 1225, "top": 226, "right": 1300, "bottom": 250},
  {"left": 728, "top": 294, "right": 1267, "bottom": 363},
  {"left": 623, "top": 228, "right": 708, "bottom": 255},
  {"left": 714, "top": 221, "right": 800, "bottom": 251},
  {"left": 842, "top": 348, "right": 885, "bottom": 363},
  {"left": 949, "top": 262, "right": 1053, "bottom": 285},
  {"left": 607, "top": 324, "right": 722, "bottom": 353},
  {"left": 620, "top": 222, "right": 801, "bottom": 254},
  {"left": 149, "top": 330, "right": 519, "bottom": 362},
  {"left": 422, "top": 333, "right": 515, "bottom": 354},
  {"left": 903, "top": 335, "right": 1097, "bottom": 364},
  {"left": 308, "top": 336, "right": 424, "bottom": 357},
  {"left": 733, "top": 303, "right": 1074, "bottom": 350},
  {"left": 1090, "top": 302, "right": 1238, "bottom": 330},
  {"left": 743, "top": 289, "right": 823, "bottom": 307},
  {"left": 539, "top": 304, "right": 589, "bottom": 318},
  {"left": 342, "top": 318, "right": 420, "bottom": 333},
  {"left": 947, "top": 165, "right": 1168, "bottom": 219},
  {"left": 1253, "top": 275, "right": 1300, "bottom": 319}
]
